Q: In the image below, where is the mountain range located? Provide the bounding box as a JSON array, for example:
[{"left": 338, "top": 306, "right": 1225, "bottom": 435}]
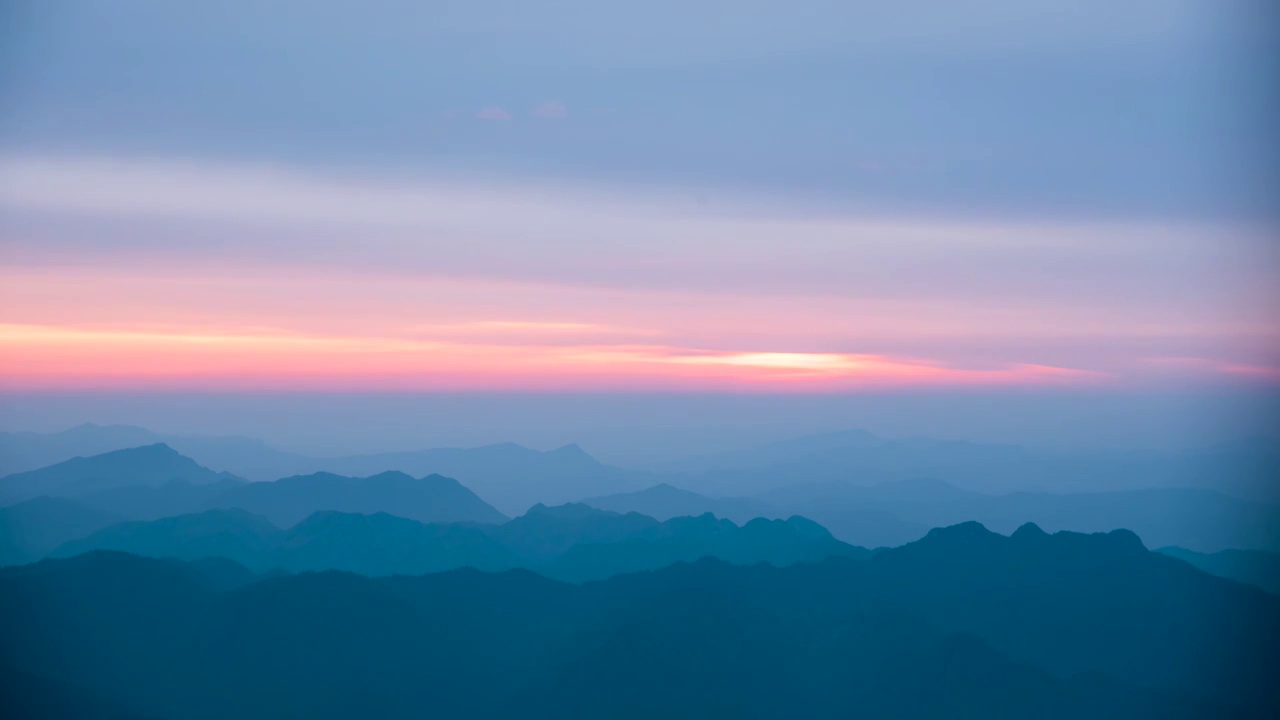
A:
[
  {"left": 5, "top": 441, "right": 1278, "bottom": 555},
  {"left": 0, "top": 425, "right": 649, "bottom": 513},
  {"left": 1158, "top": 546, "right": 1280, "bottom": 595},
  {"left": 4, "top": 424, "right": 1276, "bottom": 514},
  {"left": 42, "top": 503, "right": 860, "bottom": 582},
  {"left": 2, "top": 522, "right": 1275, "bottom": 719},
  {"left": 663, "top": 429, "right": 1280, "bottom": 502},
  {"left": 587, "top": 478, "right": 1280, "bottom": 553},
  {"left": 0, "top": 445, "right": 508, "bottom": 529}
]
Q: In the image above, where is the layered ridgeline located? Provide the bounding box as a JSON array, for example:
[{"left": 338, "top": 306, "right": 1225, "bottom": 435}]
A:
[
  {"left": 0, "top": 426, "right": 652, "bottom": 512},
  {"left": 1158, "top": 547, "right": 1280, "bottom": 595},
  {"left": 2, "top": 523, "right": 1276, "bottom": 719},
  {"left": 0, "top": 445, "right": 507, "bottom": 551},
  {"left": 46, "top": 503, "right": 861, "bottom": 582},
  {"left": 5, "top": 443, "right": 1278, "bottom": 559},
  {"left": 0, "top": 497, "right": 122, "bottom": 566},
  {"left": 660, "top": 428, "right": 1280, "bottom": 502},
  {"left": 5, "top": 423, "right": 1277, "bottom": 511},
  {"left": 585, "top": 478, "right": 1280, "bottom": 553},
  {"left": 0, "top": 443, "right": 238, "bottom": 506}
]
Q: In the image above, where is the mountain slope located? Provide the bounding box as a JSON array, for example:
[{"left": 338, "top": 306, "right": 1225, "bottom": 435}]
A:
[
  {"left": 1, "top": 529, "right": 1271, "bottom": 719},
  {"left": 205, "top": 471, "right": 507, "bottom": 527},
  {"left": 581, "top": 483, "right": 779, "bottom": 523},
  {"left": 0, "top": 427, "right": 654, "bottom": 511},
  {"left": 764, "top": 479, "right": 1280, "bottom": 552},
  {"left": 544, "top": 512, "right": 867, "bottom": 582},
  {"left": 48, "top": 503, "right": 857, "bottom": 581},
  {"left": 852, "top": 521, "right": 1280, "bottom": 708},
  {"left": 1159, "top": 546, "right": 1280, "bottom": 594},
  {"left": 0, "top": 497, "right": 122, "bottom": 566},
  {"left": 0, "top": 444, "right": 238, "bottom": 505},
  {"left": 0, "top": 424, "right": 313, "bottom": 480},
  {"left": 52, "top": 508, "right": 282, "bottom": 569},
  {"left": 315, "top": 442, "right": 650, "bottom": 513},
  {"left": 488, "top": 502, "right": 660, "bottom": 560},
  {"left": 674, "top": 428, "right": 1280, "bottom": 502}
]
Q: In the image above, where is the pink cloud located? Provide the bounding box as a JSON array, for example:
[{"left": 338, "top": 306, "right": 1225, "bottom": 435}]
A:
[
  {"left": 475, "top": 106, "right": 512, "bottom": 121},
  {"left": 532, "top": 101, "right": 568, "bottom": 118},
  {"left": 0, "top": 322, "right": 1113, "bottom": 393},
  {"left": 1140, "top": 356, "right": 1280, "bottom": 384}
]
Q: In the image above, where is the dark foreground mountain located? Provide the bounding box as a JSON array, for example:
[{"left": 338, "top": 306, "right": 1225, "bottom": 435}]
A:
[
  {"left": 1159, "top": 546, "right": 1280, "bottom": 594},
  {"left": 3, "top": 523, "right": 1276, "bottom": 719},
  {"left": 47, "top": 504, "right": 858, "bottom": 581}
]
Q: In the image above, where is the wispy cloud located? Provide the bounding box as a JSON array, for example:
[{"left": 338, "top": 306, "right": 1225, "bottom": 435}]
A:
[
  {"left": 0, "top": 322, "right": 1111, "bottom": 392},
  {"left": 475, "top": 106, "right": 512, "bottom": 121},
  {"left": 1142, "top": 356, "right": 1280, "bottom": 383},
  {"left": 0, "top": 154, "right": 1274, "bottom": 391},
  {"left": 532, "top": 101, "right": 568, "bottom": 118}
]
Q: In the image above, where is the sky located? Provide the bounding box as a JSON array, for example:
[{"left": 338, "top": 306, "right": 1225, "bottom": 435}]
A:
[{"left": 0, "top": 1, "right": 1278, "bottom": 448}]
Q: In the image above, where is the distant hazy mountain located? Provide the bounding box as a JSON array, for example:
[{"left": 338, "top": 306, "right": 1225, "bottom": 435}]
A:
[
  {"left": 4, "top": 524, "right": 1274, "bottom": 718},
  {"left": 0, "top": 423, "right": 312, "bottom": 479},
  {"left": 276, "top": 511, "right": 521, "bottom": 575},
  {"left": 763, "top": 479, "right": 1280, "bottom": 552},
  {"left": 313, "top": 443, "right": 650, "bottom": 513},
  {"left": 673, "top": 429, "right": 1280, "bottom": 502},
  {"left": 53, "top": 508, "right": 521, "bottom": 576},
  {"left": 0, "top": 443, "right": 239, "bottom": 505},
  {"left": 1159, "top": 546, "right": 1280, "bottom": 594},
  {"left": 53, "top": 508, "right": 281, "bottom": 569},
  {"left": 0, "top": 425, "right": 654, "bottom": 512},
  {"left": 544, "top": 512, "right": 867, "bottom": 582},
  {"left": 205, "top": 471, "right": 508, "bottom": 527},
  {"left": 489, "top": 502, "right": 661, "bottom": 560},
  {"left": 0, "top": 497, "right": 121, "bottom": 566},
  {"left": 581, "top": 483, "right": 780, "bottom": 524},
  {"left": 80, "top": 478, "right": 247, "bottom": 521},
  {"left": 2, "top": 447, "right": 510, "bottom": 537},
  {"left": 50, "top": 503, "right": 859, "bottom": 582}
]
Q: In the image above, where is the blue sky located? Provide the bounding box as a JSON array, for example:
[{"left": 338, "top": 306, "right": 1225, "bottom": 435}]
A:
[{"left": 2, "top": 0, "right": 1277, "bottom": 218}]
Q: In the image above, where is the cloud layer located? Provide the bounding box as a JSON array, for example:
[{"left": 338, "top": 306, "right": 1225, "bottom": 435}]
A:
[{"left": 0, "top": 154, "right": 1275, "bottom": 391}]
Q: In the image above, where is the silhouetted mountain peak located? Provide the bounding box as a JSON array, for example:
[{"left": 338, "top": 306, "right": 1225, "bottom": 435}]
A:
[
  {"left": 130, "top": 442, "right": 180, "bottom": 456},
  {"left": 363, "top": 470, "right": 417, "bottom": 484},
  {"left": 525, "top": 502, "right": 615, "bottom": 520},
  {"left": 550, "top": 443, "right": 591, "bottom": 458},
  {"left": 641, "top": 482, "right": 701, "bottom": 498},
  {"left": 0, "top": 443, "right": 233, "bottom": 504},
  {"left": 418, "top": 473, "right": 469, "bottom": 489},
  {"left": 661, "top": 512, "right": 736, "bottom": 535},
  {"left": 1011, "top": 521, "right": 1049, "bottom": 540},
  {"left": 926, "top": 517, "right": 993, "bottom": 535},
  {"left": 288, "top": 509, "right": 402, "bottom": 533},
  {"left": 207, "top": 469, "right": 508, "bottom": 526},
  {"left": 923, "top": 521, "right": 999, "bottom": 543},
  {"left": 782, "top": 515, "right": 834, "bottom": 539},
  {"left": 1100, "top": 528, "right": 1147, "bottom": 553}
]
